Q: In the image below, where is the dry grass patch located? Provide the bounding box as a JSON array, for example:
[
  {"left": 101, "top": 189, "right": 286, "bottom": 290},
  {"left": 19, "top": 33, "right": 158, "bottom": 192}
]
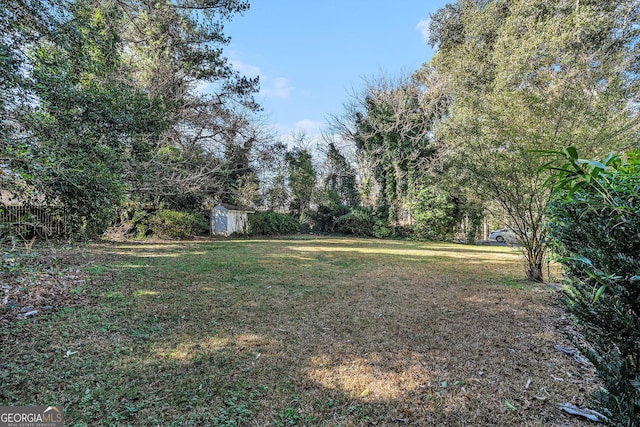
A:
[{"left": 0, "top": 236, "right": 598, "bottom": 426}]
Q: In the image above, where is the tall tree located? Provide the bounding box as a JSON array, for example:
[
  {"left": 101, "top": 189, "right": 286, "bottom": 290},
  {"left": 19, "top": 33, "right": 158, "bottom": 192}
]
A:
[
  {"left": 1, "top": 0, "right": 69, "bottom": 191},
  {"left": 323, "top": 142, "right": 359, "bottom": 208},
  {"left": 256, "top": 141, "right": 290, "bottom": 212},
  {"left": 5, "top": 0, "right": 163, "bottom": 236},
  {"left": 119, "top": 0, "right": 261, "bottom": 207},
  {"left": 285, "top": 148, "right": 316, "bottom": 221},
  {"left": 429, "top": 0, "right": 640, "bottom": 281},
  {"left": 329, "top": 72, "right": 447, "bottom": 225}
]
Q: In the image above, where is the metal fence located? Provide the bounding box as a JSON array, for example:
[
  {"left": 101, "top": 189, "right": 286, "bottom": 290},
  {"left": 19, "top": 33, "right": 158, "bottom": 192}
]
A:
[{"left": 0, "top": 205, "right": 67, "bottom": 237}]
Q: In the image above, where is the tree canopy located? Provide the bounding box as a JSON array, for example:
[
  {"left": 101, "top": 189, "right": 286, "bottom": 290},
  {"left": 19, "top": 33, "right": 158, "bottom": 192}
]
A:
[
  {"left": 427, "top": 0, "right": 640, "bottom": 280},
  {"left": 1, "top": 0, "right": 261, "bottom": 236}
]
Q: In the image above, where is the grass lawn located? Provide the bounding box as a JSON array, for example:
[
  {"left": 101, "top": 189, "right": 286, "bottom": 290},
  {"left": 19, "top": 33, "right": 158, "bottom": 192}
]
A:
[{"left": 0, "top": 236, "right": 597, "bottom": 426}]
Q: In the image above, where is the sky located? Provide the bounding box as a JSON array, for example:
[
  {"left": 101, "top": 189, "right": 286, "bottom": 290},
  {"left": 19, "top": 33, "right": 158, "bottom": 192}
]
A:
[{"left": 223, "top": 1, "right": 450, "bottom": 141}]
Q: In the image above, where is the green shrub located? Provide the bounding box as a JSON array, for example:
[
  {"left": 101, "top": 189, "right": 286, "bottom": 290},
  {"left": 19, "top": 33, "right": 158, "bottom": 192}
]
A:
[
  {"left": 309, "top": 205, "right": 349, "bottom": 233},
  {"left": 409, "top": 186, "right": 462, "bottom": 241},
  {"left": 148, "top": 209, "right": 209, "bottom": 239},
  {"left": 546, "top": 148, "right": 640, "bottom": 426},
  {"left": 334, "top": 208, "right": 374, "bottom": 236},
  {"left": 248, "top": 211, "right": 299, "bottom": 236},
  {"left": 126, "top": 208, "right": 151, "bottom": 239},
  {"left": 372, "top": 220, "right": 392, "bottom": 238},
  {"left": 393, "top": 224, "right": 415, "bottom": 239}
]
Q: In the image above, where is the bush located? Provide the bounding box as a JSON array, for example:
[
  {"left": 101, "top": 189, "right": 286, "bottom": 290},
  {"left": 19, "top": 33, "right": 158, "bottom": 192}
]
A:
[
  {"left": 334, "top": 208, "right": 375, "bottom": 236},
  {"left": 393, "top": 224, "right": 415, "bottom": 239},
  {"left": 308, "top": 205, "right": 349, "bottom": 233},
  {"left": 410, "top": 186, "right": 462, "bottom": 241},
  {"left": 546, "top": 148, "right": 640, "bottom": 426},
  {"left": 248, "top": 211, "right": 299, "bottom": 236},
  {"left": 372, "top": 220, "right": 392, "bottom": 238},
  {"left": 148, "top": 209, "right": 209, "bottom": 239},
  {"left": 333, "top": 208, "right": 390, "bottom": 237}
]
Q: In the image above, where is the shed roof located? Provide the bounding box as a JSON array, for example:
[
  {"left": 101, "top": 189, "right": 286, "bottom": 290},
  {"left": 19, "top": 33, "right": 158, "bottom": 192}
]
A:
[{"left": 214, "top": 203, "right": 255, "bottom": 213}]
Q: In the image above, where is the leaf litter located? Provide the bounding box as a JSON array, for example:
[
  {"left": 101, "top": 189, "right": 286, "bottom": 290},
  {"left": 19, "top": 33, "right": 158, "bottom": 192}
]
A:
[{"left": 1, "top": 245, "right": 91, "bottom": 323}]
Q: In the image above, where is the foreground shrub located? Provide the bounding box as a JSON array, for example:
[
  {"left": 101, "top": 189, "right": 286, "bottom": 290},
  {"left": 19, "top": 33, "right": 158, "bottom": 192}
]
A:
[
  {"left": 546, "top": 148, "right": 640, "bottom": 426},
  {"left": 248, "top": 211, "right": 299, "bottom": 235},
  {"left": 148, "top": 209, "right": 209, "bottom": 239}
]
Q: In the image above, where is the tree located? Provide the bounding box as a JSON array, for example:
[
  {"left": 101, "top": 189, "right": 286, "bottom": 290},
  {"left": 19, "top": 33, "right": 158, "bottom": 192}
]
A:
[
  {"left": 323, "top": 142, "right": 359, "bottom": 208},
  {"left": 6, "top": 0, "right": 160, "bottom": 236},
  {"left": 1, "top": 0, "right": 70, "bottom": 195},
  {"left": 117, "top": 0, "right": 261, "bottom": 208},
  {"left": 428, "top": 0, "right": 640, "bottom": 281},
  {"left": 285, "top": 147, "right": 316, "bottom": 221},
  {"left": 257, "top": 141, "right": 290, "bottom": 212},
  {"left": 328, "top": 72, "right": 447, "bottom": 226},
  {"left": 1, "top": 0, "right": 263, "bottom": 237},
  {"left": 409, "top": 185, "right": 463, "bottom": 241},
  {"left": 1, "top": 0, "right": 67, "bottom": 127}
]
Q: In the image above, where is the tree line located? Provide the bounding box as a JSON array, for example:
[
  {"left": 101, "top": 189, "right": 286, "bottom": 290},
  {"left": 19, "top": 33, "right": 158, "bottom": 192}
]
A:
[
  {"left": 2, "top": 0, "right": 639, "bottom": 281},
  {"left": 331, "top": 0, "right": 639, "bottom": 282},
  {"left": 2, "top": 0, "right": 262, "bottom": 236}
]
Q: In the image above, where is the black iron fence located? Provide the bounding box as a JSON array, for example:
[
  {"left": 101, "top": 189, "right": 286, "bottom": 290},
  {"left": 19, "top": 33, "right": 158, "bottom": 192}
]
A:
[{"left": 0, "top": 205, "right": 66, "bottom": 237}]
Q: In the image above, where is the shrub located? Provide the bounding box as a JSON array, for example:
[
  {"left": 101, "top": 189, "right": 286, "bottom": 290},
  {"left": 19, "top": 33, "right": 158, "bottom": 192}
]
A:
[
  {"left": 409, "top": 186, "right": 462, "bottom": 241},
  {"left": 372, "top": 220, "right": 392, "bottom": 238},
  {"left": 308, "top": 204, "right": 349, "bottom": 233},
  {"left": 546, "top": 148, "right": 640, "bottom": 426},
  {"left": 248, "top": 211, "right": 299, "bottom": 236},
  {"left": 148, "top": 209, "right": 209, "bottom": 239},
  {"left": 334, "top": 208, "right": 374, "bottom": 236},
  {"left": 393, "top": 224, "right": 415, "bottom": 239}
]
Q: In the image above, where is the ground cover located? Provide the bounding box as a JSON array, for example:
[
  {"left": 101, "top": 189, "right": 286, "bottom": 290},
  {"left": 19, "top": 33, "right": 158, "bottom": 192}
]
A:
[{"left": 0, "top": 236, "right": 598, "bottom": 426}]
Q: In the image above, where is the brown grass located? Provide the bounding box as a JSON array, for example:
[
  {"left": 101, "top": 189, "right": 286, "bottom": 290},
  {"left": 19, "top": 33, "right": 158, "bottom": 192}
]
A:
[{"left": 0, "top": 237, "right": 599, "bottom": 426}]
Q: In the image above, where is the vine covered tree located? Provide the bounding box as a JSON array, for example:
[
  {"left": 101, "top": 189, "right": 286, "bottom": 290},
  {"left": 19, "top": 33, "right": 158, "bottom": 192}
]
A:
[
  {"left": 329, "top": 72, "right": 447, "bottom": 227},
  {"left": 285, "top": 148, "right": 317, "bottom": 221},
  {"left": 323, "top": 142, "right": 359, "bottom": 209}
]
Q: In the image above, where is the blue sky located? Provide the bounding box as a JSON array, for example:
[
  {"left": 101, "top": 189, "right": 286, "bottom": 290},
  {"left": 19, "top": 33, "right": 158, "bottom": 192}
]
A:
[{"left": 223, "top": 1, "right": 449, "bottom": 140}]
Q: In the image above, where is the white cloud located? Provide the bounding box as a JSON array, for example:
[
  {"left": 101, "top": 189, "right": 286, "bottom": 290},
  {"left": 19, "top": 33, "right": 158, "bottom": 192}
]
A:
[
  {"left": 293, "top": 119, "right": 323, "bottom": 132},
  {"left": 194, "top": 80, "right": 213, "bottom": 94},
  {"left": 262, "top": 77, "right": 293, "bottom": 98},
  {"left": 229, "top": 59, "right": 293, "bottom": 98},
  {"left": 416, "top": 19, "right": 430, "bottom": 43},
  {"left": 273, "top": 120, "right": 324, "bottom": 147},
  {"left": 229, "top": 59, "right": 263, "bottom": 78}
]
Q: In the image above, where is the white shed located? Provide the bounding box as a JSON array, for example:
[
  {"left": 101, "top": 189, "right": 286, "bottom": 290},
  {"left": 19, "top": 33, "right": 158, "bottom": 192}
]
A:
[{"left": 211, "top": 204, "right": 254, "bottom": 236}]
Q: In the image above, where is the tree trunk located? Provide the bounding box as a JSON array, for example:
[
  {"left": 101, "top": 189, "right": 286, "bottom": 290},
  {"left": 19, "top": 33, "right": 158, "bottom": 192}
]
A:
[
  {"left": 526, "top": 260, "right": 544, "bottom": 282},
  {"left": 525, "top": 244, "right": 545, "bottom": 282},
  {"left": 521, "top": 238, "right": 546, "bottom": 282},
  {"left": 483, "top": 216, "right": 489, "bottom": 241}
]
